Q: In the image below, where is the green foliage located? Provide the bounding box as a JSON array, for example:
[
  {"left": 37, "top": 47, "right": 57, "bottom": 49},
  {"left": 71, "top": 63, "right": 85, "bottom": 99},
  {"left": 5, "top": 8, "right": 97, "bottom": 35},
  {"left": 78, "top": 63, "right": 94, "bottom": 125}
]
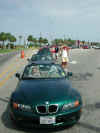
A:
[
  {"left": 27, "top": 35, "right": 39, "bottom": 47},
  {"left": 27, "top": 35, "right": 33, "bottom": 42},
  {"left": 0, "top": 32, "right": 7, "bottom": 42},
  {"left": 52, "top": 38, "right": 75, "bottom": 46},
  {"left": 38, "top": 37, "right": 43, "bottom": 44},
  {"left": 82, "top": 40, "right": 85, "bottom": 44},
  {"left": 33, "top": 38, "right": 37, "bottom": 44},
  {"left": 28, "top": 43, "right": 34, "bottom": 48},
  {"left": 0, "top": 32, "right": 16, "bottom": 48},
  {"left": 43, "top": 38, "right": 48, "bottom": 44}
]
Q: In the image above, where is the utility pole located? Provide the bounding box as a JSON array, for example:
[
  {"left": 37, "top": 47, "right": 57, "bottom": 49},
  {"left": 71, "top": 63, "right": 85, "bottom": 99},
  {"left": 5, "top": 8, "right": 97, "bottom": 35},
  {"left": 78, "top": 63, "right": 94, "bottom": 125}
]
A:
[
  {"left": 40, "top": 32, "right": 42, "bottom": 38},
  {"left": 64, "top": 34, "right": 65, "bottom": 40},
  {"left": 63, "top": 34, "right": 65, "bottom": 44},
  {"left": 40, "top": 32, "right": 42, "bottom": 46},
  {"left": 24, "top": 36, "right": 26, "bottom": 48}
]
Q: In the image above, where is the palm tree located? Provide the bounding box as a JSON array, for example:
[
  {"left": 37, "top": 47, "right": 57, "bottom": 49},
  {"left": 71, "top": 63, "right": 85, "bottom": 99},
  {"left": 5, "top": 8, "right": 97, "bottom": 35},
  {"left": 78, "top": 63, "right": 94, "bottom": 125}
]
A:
[
  {"left": 9, "top": 35, "right": 16, "bottom": 48},
  {"left": 6, "top": 34, "right": 16, "bottom": 49},
  {"left": 32, "top": 37, "right": 37, "bottom": 45},
  {"left": 27, "top": 35, "right": 33, "bottom": 42},
  {"left": 27, "top": 35, "right": 34, "bottom": 47},
  {"left": 43, "top": 38, "right": 48, "bottom": 45},
  {"left": 6, "top": 33, "right": 12, "bottom": 48},
  {"left": 0, "top": 32, "right": 7, "bottom": 48},
  {"left": 38, "top": 37, "right": 43, "bottom": 46}
]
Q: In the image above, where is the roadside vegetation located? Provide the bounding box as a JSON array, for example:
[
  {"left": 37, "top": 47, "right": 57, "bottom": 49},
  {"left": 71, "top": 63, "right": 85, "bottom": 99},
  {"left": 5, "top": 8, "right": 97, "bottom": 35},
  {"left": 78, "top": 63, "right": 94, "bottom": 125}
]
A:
[{"left": 0, "top": 32, "right": 100, "bottom": 53}]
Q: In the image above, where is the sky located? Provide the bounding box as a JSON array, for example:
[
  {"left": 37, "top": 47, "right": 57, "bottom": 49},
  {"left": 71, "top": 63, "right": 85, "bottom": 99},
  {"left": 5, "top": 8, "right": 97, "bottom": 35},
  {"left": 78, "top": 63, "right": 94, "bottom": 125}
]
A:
[{"left": 0, "top": 0, "right": 100, "bottom": 43}]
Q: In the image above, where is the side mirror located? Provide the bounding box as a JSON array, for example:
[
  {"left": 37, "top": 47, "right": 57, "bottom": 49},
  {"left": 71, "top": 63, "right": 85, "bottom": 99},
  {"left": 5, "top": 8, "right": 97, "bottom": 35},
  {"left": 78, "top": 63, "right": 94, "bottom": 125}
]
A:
[
  {"left": 65, "top": 72, "right": 73, "bottom": 79},
  {"left": 15, "top": 73, "right": 20, "bottom": 79},
  {"left": 67, "top": 72, "right": 73, "bottom": 76}
]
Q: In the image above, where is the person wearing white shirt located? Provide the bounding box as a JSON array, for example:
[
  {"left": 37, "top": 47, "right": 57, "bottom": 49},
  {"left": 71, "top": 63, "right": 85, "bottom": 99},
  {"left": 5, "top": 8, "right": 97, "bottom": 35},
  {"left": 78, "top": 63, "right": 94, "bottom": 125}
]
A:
[{"left": 61, "top": 47, "right": 69, "bottom": 69}]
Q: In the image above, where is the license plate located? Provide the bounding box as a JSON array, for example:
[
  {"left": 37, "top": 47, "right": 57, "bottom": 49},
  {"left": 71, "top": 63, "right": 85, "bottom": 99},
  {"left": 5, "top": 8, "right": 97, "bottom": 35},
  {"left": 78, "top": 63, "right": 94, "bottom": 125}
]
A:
[{"left": 40, "top": 116, "right": 55, "bottom": 124}]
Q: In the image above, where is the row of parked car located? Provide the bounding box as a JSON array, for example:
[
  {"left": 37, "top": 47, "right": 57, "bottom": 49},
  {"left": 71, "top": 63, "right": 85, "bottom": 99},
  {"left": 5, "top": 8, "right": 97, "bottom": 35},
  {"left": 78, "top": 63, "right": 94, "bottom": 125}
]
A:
[
  {"left": 72, "top": 44, "right": 100, "bottom": 49},
  {"left": 9, "top": 47, "right": 82, "bottom": 129}
]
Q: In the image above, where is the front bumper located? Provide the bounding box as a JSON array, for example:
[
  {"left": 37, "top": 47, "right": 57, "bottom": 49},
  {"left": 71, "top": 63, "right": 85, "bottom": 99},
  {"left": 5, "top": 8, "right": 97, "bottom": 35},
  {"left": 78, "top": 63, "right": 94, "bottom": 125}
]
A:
[{"left": 10, "top": 107, "right": 82, "bottom": 128}]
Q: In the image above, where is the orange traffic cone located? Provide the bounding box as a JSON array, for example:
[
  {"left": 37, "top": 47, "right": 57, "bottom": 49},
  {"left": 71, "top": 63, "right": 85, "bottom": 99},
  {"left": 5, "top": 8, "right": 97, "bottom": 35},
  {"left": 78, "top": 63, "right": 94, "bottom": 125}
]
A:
[{"left": 21, "top": 50, "right": 24, "bottom": 59}]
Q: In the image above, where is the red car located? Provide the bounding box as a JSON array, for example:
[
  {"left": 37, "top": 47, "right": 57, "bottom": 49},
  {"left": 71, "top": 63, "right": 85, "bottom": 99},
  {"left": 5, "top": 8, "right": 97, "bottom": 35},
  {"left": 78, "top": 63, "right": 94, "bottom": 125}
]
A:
[{"left": 82, "top": 45, "right": 89, "bottom": 49}]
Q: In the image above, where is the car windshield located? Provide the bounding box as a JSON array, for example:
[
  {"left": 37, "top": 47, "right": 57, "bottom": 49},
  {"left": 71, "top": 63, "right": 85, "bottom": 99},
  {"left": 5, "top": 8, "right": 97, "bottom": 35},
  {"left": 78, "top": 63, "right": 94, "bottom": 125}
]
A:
[
  {"left": 37, "top": 48, "right": 51, "bottom": 55},
  {"left": 22, "top": 64, "right": 66, "bottom": 79},
  {"left": 31, "top": 54, "right": 53, "bottom": 61}
]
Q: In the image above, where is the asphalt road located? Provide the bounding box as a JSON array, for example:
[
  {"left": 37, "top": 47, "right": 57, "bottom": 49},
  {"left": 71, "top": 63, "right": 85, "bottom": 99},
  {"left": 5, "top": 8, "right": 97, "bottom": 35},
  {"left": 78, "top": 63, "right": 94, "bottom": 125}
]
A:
[
  {"left": 0, "top": 51, "right": 20, "bottom": 66},
  {"left": 0, "top": 48, "right": 100, "bottom": 133}
]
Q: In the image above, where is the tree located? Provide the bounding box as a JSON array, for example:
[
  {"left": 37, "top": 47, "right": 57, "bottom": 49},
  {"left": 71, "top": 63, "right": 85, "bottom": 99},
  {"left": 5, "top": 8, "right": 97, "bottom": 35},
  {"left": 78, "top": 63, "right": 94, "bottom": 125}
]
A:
[
  {"left": 27, "top": 35, "right": 33, "bottom": 42},
  {"left": 6, "top": 34, "right": 16, "bottom": 49},
  {"left": 52, "top": 38, "right": 63, "bottom": 45},
  {"left": 10, "top": 35, "right": 16, "bottom": 43},
  {"left": 27, "top": 35, "right": 33, "bottom": 43},
  {"left": 38, "top": 37, "right": 43, "bottom": 46},
  {"left": 32, "top": 37, "right": 37, "bottom": 44},
  {"left": 27, "top": 35, "right": 34, "bottom": 47},
  {"left": 0, "top": 32, "right": 7, "bottom": 48},
  {"left": 6, "top": 33, "right": 12, "bottom": 42},
  {"left": 43, "top": 38, "right": 48, "bottom": 44},
  {"left": 52, "top": 39, "right": 59, "bottom": 45}
]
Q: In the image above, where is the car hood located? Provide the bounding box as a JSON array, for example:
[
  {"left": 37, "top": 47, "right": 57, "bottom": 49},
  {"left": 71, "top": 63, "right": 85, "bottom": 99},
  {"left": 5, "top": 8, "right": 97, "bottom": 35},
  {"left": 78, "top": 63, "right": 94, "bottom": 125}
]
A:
[{"left": 14, "top": 79, "right": 79, "bottom": 105}]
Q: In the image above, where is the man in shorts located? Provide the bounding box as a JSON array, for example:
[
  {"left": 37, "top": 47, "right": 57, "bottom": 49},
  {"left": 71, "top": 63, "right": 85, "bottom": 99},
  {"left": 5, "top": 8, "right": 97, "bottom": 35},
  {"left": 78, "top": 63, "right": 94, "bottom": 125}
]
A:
[{"left": 61, "top": 46, "right": 69, "bottom": 69}]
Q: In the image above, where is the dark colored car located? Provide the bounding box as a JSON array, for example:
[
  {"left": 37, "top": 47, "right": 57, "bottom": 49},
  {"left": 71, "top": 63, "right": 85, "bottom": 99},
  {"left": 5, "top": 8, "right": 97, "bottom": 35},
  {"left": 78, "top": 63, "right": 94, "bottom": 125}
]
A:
[
  {"left": 37, "top": 47, "right": 52, "bottom": 56},
  {"left": 9, "top": 61, "right": 82, "bottom": 128},
  {"left": 27, "top": 53, "right": 54, "bottom": 63}
]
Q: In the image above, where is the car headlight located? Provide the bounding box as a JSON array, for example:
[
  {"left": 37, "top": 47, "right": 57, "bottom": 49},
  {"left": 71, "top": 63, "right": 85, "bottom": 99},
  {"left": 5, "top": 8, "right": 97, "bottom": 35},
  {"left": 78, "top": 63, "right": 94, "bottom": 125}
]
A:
[
  {"left": 13, "top": 102, "right": 32, "bottom": 112},
  {"left": 62, "top": 100, "right": 79, "bottom": 111}
]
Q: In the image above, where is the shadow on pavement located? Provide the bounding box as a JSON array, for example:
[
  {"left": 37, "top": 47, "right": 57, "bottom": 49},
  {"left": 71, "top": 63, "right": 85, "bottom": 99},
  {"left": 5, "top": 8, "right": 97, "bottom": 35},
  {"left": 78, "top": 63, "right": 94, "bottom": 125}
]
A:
[
  {"left": 78, "top": 122, "right": 100, "bottom": 132},
  {"left": 97, "top": 67, "right": 100, "bottom": 70},
  {"left": 1, "top": 103, "right": 74, "bottom": 133},
  {"left": 83, "top": 102, "right": 100, "bottom": 111},
  {"left": 0, "top": 97, "right": 9, "bottom": 103},
  {"left": 70, "top": 72, "right": 93, "bottom": 81}
]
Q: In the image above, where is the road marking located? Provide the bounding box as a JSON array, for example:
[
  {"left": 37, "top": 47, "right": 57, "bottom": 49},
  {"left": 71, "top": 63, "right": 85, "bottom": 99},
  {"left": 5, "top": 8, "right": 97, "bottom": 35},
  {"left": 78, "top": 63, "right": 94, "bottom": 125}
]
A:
[
  {"left": 0, "top": 64, "right": 16, "bottom": 79},
  {"left": 0, "top": 57, "right": 25, "bottom": 79},
  {"left": 0, "top": 50, "right": 35, "bottom": 87},
  {"left": 0, "top": 65, "right": 21, "bottom": 88},
  {"left": 69, "top": 61, "right": 77, "bottom": 64}
]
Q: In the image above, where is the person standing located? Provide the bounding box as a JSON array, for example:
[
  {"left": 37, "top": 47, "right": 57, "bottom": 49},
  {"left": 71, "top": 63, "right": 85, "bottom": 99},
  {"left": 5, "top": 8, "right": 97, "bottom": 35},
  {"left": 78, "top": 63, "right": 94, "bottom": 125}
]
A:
[
  {"left": 61, "top": 46, "right": 69, "bottom": 70},
  {"left": 55, "top": 45, "right": 59, "bottom": 59}
]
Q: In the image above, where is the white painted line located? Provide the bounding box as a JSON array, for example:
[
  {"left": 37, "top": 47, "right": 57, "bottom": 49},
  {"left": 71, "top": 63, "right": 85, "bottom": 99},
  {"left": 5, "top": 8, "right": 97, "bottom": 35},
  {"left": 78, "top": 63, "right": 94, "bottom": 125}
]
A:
[{"left": 69, "top": 61, "right": 77, "bottom": 64}]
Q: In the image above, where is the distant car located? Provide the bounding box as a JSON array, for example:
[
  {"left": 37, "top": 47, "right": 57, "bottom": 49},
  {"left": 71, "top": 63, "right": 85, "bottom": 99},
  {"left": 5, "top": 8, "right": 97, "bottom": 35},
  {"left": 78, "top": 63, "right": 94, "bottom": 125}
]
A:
[
  {"left": 82, "top": 45, "right": 89, "bottom": 49},
  {"left": 94, "top": 46, "right": 100, "bottom": 49},
  {"left": 9, "top": 61, "right": 82, "bottom": 128},
  {"left": 50, "top": 45, "right": 56, "bottom": 53}
]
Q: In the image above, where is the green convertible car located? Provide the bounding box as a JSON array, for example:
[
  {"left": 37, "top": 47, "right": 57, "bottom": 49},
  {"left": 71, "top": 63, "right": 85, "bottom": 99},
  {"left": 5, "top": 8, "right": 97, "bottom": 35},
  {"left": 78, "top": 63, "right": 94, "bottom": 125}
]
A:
[{"left": 9, "top": 61, "right": 82, "bottom": 128}]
